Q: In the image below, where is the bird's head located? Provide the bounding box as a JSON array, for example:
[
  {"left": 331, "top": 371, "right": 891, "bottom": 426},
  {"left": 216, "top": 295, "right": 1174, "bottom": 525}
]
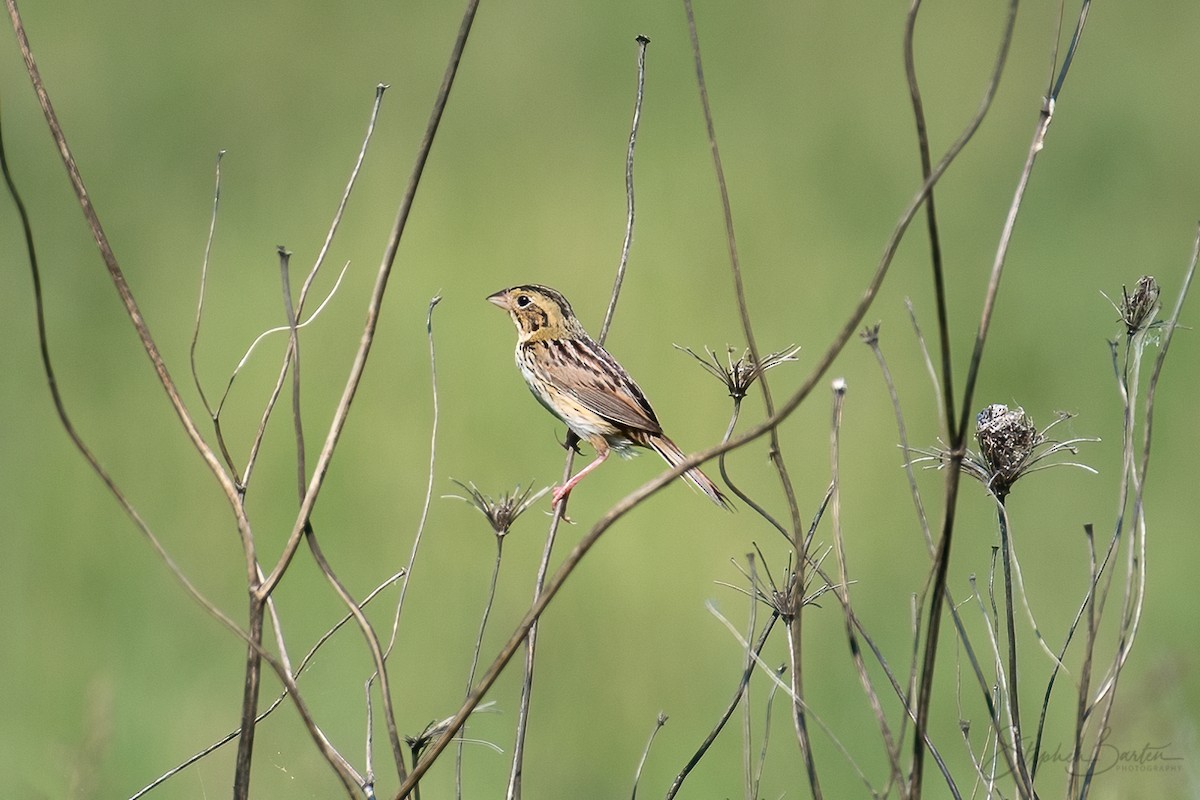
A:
[{"left": 487, "top": 285, "right": 585, "bottom": 342}]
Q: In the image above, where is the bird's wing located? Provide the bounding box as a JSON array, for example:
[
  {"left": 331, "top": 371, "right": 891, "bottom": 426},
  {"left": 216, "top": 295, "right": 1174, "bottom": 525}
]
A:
[{"left": 539, "top": 338, "right": 663, "bottom": 434}]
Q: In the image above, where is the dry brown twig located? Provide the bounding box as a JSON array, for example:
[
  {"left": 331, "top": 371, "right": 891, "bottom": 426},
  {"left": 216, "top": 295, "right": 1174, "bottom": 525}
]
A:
[{"left": 506, "top": 33, "right": 651, "bottom": 800}]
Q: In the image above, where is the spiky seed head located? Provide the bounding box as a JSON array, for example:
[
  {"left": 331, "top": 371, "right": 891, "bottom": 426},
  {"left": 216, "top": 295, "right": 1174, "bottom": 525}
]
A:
[
  {"left": 975, "top": 404, "right": 1038, "bottom": 496},
  {"left": 1120, "top": 275, "right": 1160, "bottom": 335}
]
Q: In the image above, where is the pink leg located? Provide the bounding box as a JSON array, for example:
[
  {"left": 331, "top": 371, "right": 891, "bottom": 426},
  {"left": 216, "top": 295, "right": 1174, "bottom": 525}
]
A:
[{"left": 552, "top": 448, "right": 611, "bottom": 505}]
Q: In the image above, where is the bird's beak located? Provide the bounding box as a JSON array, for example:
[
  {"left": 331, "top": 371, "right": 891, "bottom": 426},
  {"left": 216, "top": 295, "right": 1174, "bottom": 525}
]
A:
[{"left": 486, "top": 291, "right": 509, "bottom": 309}]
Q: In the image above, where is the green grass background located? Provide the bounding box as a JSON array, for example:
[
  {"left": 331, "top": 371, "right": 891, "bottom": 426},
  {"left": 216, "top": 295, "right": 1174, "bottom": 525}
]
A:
[{"left": 2, "top": 2, "right": 1197, "bottom": 798}]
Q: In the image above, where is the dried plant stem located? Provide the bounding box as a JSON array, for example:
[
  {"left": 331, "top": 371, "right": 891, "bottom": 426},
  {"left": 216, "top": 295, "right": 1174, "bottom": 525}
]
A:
[
  {"left": 233, "top": 600, "right": 267, "bottom": 796},
  {"left": 910, "top": 0, "right": 1097, "bottom": 791},
  {"left": 752, "top": 664, "right": 786, "bottom": 797},
  {"left": 506, "top": 37, "right": 650, "bottom": 800},
  {"left": 129, "top": 572, "right": 403, "bottom": 798},
  {"left": 1031, "top": 522, "right": 1105, "bottom": 780},
  {"left": 189, "top": 150, "right": 226, "bottom": 424},
  {"left": 1067, "top": 523, "right": 1101, "bottom": 791},
  {"left": 1078, "top": 229, "right": 1195, "bottom": 791},
  {"left": 681, "top": 3, "right": 815, "bottom": 790},
  {"left": 783, "top": 613, "right": 820, "bottom": 796},
  {"left": 240, "top": 84, "right": 388, "bottom": 488},
  {"left": 257, "top": 0, "right": 478, "bottom": 602},
  {"left": 863, "top": 326, "right": 934, "bottom": 552},
  {"left": 665, "top": 615, "right": 779, "bottom": 799},
  {"left": 3, "top": 119, "right": 360, "bottom": 795},
  {"left": 600, "top": 35, "right": 650, "bottom": 342},
  {"left": 277, "top": 246, "right": 406, "bottom": 782},
  {"left": 905, "top": 299, "right": 947, "bottom": 430},
  {"left": 741, "top": 555, "right": 758, "bottom": 800},
  {"left": 457, "top": 535, "right": 505, "bottom": 800},
  {"left": 903, "top": 0, "right": 956, "bottom": 434},
  {"left": 995, "top": 500, "right": 1033, "bottom": 794},
  {"left": 505, "top": 468, "right": 568, "bottom": 800},
  {"left": 717, "top": 401, "right": 790, "bottom": 542},
  {"left": 384, "top": 294, "right": 444, "bottom": 655},
  {"left": 829, "top": 380, "right": 905, "bottom": 791},
  {"left": 630, "top": 713, "right": 667, "bottom": 800},
  {"left": 971, "top": 570, "right": 1017, "bottom": 772},
  {"left": 4, "top": 0, "right": 257, "bottom": 601}
]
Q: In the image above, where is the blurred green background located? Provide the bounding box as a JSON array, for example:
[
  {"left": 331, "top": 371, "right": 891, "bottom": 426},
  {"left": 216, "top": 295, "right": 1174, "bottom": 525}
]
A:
[{"left": 3, "top": 2, "right": 1197, "bottom": 798}]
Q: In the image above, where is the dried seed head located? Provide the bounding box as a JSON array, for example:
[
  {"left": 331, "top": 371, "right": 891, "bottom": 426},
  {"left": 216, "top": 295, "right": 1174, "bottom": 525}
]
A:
[
  {"left": 676, "top": 344, "right": 801, "bottom": 401},
  {"left": 859, "top": 323, "right": 881, "bottom": 346},
  {"left": 975, "top": 404, "right": 1038, "bottom": 493},
  {"left": 1120, "top": 275, "right": 1160, "bottom": 335},
  {"left": 405, "top": 701, "right": 498, "bottom": 758},
  {"left": 718, "top": 546, "right": 838, "bottom": 622},
  {"left": 908, "top": 406, "right": 1098, "bottom": 500},
  {"left": 448, "top": 481, "right": 547, "bottom": 536}
]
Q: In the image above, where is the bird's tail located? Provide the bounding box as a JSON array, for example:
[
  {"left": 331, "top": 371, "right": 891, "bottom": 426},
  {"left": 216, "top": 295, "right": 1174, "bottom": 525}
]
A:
[{"left": 647, "top": 434, "right": 732, "bottom": 510}]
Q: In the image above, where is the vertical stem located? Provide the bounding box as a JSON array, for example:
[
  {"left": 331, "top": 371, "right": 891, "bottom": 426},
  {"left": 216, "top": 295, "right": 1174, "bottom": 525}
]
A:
[
  {"left": 233, "top": 597, "right": 265, "bottom": 799},
  {"left": 506, "top": 37, "right": 649, "bottom": 800},
  {"left": 665, "top": 616, "right": 779, "bottom": 799},
  {"left": 459, "top": 535, "right": 504, "bottom": 799},
  {"left": 681, "top": 2, "right": 814, "bottom": 791},
  {"left": 997, "top": 499, "right": 1033, "bottom": 796},
  {"left": 787, "top": 600, "right": 822, "bottom": 799}
]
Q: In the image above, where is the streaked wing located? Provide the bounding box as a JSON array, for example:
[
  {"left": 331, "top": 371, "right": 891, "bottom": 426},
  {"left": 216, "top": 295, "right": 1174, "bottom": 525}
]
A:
[{"left": 527, "top": 337, "right": 663, "bottom": 434}]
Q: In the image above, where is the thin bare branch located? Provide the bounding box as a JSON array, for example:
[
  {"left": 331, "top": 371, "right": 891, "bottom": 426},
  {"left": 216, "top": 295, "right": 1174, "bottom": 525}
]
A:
[
  {"left": 6, "top": 0, "right": 256, "bottom": 602},
  {"left": 600, "top": 34, "right": 650, "bottom": 342},
  {"left": 507, "top": 37, "right": 650, "bottom": 800},
  {"left": 862, "top": 323, "right": 933, "bottom": 552},
  {"left": 239, "top": 82, "right": 387, "bottom": 484},
  {"left": 258, "top": 0, "right": 479, "bottom": 602},
  {"left": 630, "top": 712, "right": 668, "bottom": 800},
  {"left": 709, "top": 602, "right": 878, "bottom": 796},
  {"left": 190, "top": 149, "right": 226, "bottom": 423},
  {"left": 665, "top": 613, "right": 779, "bottom": 798},
  {"left": 829, "top": 379, "right": 905, "bottom": 791},
  {"left": 681, "top": 4, "right": 815, "bottom": 789},
  {"left": 903, "top": 0, "right": 956, "bottom": 439},
  {"left": 128, "top": 572, "right": 403, "bottom": 798}
]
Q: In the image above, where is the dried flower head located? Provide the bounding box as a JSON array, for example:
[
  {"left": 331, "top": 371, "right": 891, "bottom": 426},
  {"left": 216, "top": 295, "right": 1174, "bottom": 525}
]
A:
[
  {"left": 859, "top": 323, "right": 881, "bottom": 346},
  {"left": 448, "top": 481, "right": 547, "bottom": 536},
  {"left": 405, "top": 701, "right": 498, "bottom": 759},
  {"left": 716, "top": 544, "right": 838, "bottom": 621},
  {"left": 1104, "top": 275, "right": 1161, "bottom": 336},
  {"left": 975, "top": 404, "right": 1038, "bottom": 489},
  {"left": 676, "top": 343, "right": 801, "bottom": 401},
  {"left": 910, "top": 405, "right": 1098, "bottom": 500}
]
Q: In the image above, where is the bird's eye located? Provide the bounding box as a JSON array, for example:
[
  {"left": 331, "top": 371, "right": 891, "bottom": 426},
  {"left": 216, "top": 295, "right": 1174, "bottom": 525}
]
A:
[{"left": 516, "top": 294, "right": 531, "bottom": 307}]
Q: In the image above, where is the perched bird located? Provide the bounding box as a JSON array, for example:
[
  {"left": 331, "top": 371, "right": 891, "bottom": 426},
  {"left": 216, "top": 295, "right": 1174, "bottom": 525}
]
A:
[{"left": 488, "top": 284, "right": 730, "bottom": 509}]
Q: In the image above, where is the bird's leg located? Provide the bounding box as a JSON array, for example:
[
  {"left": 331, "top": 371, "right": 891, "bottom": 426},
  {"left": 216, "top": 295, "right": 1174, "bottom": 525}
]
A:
[{"left": 552, "top": 442, "right": 610, "bottom": 505}]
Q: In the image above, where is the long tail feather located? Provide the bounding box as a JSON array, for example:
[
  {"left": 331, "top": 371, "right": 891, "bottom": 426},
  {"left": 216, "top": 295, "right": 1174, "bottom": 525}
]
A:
[{"left": 647, "top": 435, "right": 732, "bottom": 510}]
